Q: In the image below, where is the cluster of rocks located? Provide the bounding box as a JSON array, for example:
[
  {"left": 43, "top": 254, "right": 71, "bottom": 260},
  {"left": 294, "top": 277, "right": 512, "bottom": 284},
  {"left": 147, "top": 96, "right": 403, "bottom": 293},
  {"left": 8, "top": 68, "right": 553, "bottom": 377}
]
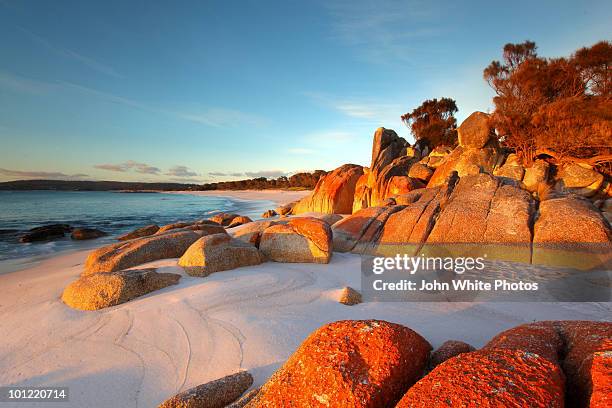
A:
[
  {"left": 18, "top": 224, "right": 107, "bottom": 242},
  {"left": 283, "top": 112, "right": 611, "bottom": 269},
  {"left": 158, "top": 319, "right": 611, "bottom": 408},
  {"left": 62, "top": 212, "right": 336, "bottom": 310}
]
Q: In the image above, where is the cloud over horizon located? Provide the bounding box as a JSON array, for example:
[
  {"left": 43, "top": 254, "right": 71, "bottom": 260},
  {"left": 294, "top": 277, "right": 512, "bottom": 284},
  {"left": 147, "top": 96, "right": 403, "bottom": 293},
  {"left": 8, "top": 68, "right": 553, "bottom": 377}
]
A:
[
  {"left": 165, "top": 165, "right": 198, "bottom": 178},
  {"left": 94, "top": 161, "right": 161, "bottom": 175},
  {"left": 0, "top": 168, "right": 89, "bottom": 180}
]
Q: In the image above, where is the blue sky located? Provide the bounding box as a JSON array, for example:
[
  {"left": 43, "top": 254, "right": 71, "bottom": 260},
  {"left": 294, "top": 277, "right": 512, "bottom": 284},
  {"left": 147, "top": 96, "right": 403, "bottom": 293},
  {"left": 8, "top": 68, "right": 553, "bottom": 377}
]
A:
[{"left": 0, "top": 0, "right": 610, "bottom": 183}]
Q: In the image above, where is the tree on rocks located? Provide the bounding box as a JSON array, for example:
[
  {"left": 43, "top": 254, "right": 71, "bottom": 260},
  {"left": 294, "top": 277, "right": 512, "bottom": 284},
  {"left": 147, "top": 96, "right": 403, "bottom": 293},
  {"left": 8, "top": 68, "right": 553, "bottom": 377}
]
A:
[{"left": 401, "top": 97, "right": 459, "bottom": 150}]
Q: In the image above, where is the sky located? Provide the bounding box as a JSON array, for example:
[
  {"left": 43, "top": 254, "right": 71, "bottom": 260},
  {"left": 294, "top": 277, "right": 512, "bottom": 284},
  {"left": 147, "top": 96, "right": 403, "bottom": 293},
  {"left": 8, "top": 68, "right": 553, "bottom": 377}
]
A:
[{"left": 0, "top": 0, "right": 610, "bottom": 183}]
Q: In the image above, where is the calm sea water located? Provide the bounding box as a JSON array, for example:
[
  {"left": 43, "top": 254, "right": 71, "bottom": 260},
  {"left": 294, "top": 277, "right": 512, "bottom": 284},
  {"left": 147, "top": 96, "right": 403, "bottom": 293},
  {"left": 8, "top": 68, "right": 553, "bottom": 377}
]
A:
[{"left": 0, "top": 191, "right": 273, "bottom": 272}]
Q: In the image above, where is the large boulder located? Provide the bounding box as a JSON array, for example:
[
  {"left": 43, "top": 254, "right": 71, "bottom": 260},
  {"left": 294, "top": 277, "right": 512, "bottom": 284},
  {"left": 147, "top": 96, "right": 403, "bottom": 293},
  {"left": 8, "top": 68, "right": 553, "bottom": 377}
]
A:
[
  {"left": 396, "top": 349, "right": 564, "bottom": 407},
  {"left": 245, "top": 320, "right": 431, "bottom": 408},
  {"left": 532, "top": 196, "right": 611, "bottom": 269},
  {"left": 352, "top": 171, "right": 371, "bottom": 213},
  {"left": 117, "top": 224, "right": 160, "bottom": 241},
  {"left": 71, "top": 228, "right": 107, "bottom": 240},
  {"left": 178, "top": 233, "right": 262, "bottom": 277},
  {"left": 259, "top": 217, "right": 332, "bottom": 263},
  {"left": 457, "top": 111, "right": 494, "bottom": 148},
  {"left": 556, "top": 162, "right": 605, "bottom": 197},
  {"left": 159, "top": 371, "right": 253, "bottom": 408},
  {"left": 425, "top": 174, "right": 533, "bottom": 262},
  {"left": 228, "top": 220, "right": 279, "bottom": 247},
  {"left": 383, "top": 176, "right": 425, "bottom": 198},
  {"left": 84, "top": 229, "right": 208, "bottom": 275},
  {"left": 484, "top": 320, "right": 612, "bottom": 407},
  {"left": 292, "top": 164, "right": 364, "bottom": 214},
  {"left": 261, "top": 210, "right": 277, "bottom": 218},
  {"left": 62, "top": 268, "right": 180, "bottom": 311},
  {"left": 157, "top": 222, "right": 192, "bottom": 234},
  {"left": 19, "top": 224, "right": 72, "bottom": 243}
]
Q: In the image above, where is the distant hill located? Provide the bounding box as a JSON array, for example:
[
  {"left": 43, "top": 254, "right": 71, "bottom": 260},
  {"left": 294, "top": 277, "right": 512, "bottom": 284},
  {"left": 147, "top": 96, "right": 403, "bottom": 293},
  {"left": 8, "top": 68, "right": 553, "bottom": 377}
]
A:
[{"left": 0, "top": 171, "right": 326, "bottom": 191}]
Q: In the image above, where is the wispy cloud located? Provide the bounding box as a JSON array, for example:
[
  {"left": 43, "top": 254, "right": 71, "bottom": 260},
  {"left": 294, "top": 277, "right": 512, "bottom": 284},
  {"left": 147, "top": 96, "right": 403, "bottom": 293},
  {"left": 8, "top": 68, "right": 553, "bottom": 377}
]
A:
[
  {"left": 325, "top": 0, "right": 446, "bottom": 64},
  {"left": 304, "top": 92, "right": 404, "bottom": 124},
  {"left": 0, "top": 71, "right": 57, "bottom": 95},
  {"left": 18, "top": 26, "right": 124, "bottom": 78},
  {"left": 94, "top": 161, "right": 161, "bottom": 175},
  {"left": 244, "top": 170, "right": 288, "bottom": 178},
  {"left": 0, "top": 168, "right": 89, "bottom": 180},
  {"left": 178, "top": 108, "right": 268, "bottom": 128},
  {"left": 165, "top": 165, "right": 198, "bottom": 178}
]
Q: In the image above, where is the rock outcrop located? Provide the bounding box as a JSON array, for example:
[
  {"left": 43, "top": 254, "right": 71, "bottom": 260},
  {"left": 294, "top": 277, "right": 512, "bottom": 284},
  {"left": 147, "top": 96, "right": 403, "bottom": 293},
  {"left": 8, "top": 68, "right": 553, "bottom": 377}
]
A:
[
  {"left": 292, "top": 164, "right": 364, "bottom": 214},
  {"left": 62, "top": 268, "right": 180, "bottom": 310},
  {"left": 275, "top": 201, "right": 297, "bottom": 216},
  {"left": 84, "top": 229, "right": 208, "bottom": 275},
  {"left": 117, "top": 224, "right": 160, "bottom": 241},
  {"left": 259, "top": 217, "right": 332, "bottom": 263},
  {"left": 245, "top": 320, "right": 431, "bottom": 408},
  {"left": 178, "top": 233, "right": 262, "bottom": 277},
  {"left": 353, "top": 128, "right": 412, "bottom": 211},
  {"left": 533, "top": 196, "right": 611, "bottom": 269},
  {"left": 261, "top": 210, "right": 277, "bottom": 218},
  {"left": 70, "top": 228, "right": 107, "bottom": 240},
  {"left": 19, "top": 224, "right": 72, "bottom": 243},
  {"left": 396, "top": 348, "right": 565, "bottom": 407},
  {"left": 427, "top": 146, "right": 502, "bottom": 187},
  {"left": 159, "top": 371, "right": 253, "bottom": 408}
]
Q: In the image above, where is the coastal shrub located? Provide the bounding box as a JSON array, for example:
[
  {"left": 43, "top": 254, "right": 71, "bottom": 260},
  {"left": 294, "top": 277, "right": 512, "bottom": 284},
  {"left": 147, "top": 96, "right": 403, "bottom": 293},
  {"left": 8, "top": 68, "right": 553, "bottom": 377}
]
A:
[
  {"left": 484, "top": 40, "right": 612, "bottom": 172},
  {"left": 401, "top": 97, "right": 459, "bottom": 149}
]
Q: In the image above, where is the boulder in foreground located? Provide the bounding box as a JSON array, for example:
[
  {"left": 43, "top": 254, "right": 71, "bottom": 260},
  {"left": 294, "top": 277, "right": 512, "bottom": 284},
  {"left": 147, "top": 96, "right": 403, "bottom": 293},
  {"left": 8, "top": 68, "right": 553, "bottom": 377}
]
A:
[
  {"left": 245, "top": 320, "right": 431, "bottom": 408},
  {"left": 259, "top": 217, "right": 332, "bottom": 263},
  {"left": 178, "top": 233, "right": 262, "bottom": 277},
  {"left": 62, "top": 268, "right": 180, "bottom": 310},
  {"left": 159, "top": 371, "right": 253, "bottom": 408},
  {"left": 84, "top": 229, "right": 206, "bottom": 275},
  {"left": 397, "top": 348, "right": 564, "bottom": 407},
  {"left": 227, "top": 216, "right": 253, "bottom": 228}
]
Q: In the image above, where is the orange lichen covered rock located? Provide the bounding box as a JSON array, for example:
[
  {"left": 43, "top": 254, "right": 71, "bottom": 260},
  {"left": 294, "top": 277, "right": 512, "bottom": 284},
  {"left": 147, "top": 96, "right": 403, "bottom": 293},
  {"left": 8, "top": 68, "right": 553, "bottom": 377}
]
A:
[
  {"left": 484, "top": 320, "right": 612, "bottom": 407},
  {"left": 556, "top": 321, "right": 612, "bottom": 407},
  {"left": 293, "top": 164, "right": 364, "bottom": 214},
  {"left": 396, "top": 349, "right": 565, "bottom": 408},
  {"left": 484, "top": 321, "right": 562, "bottom": 363},
  {"left": 429, "top": 340, "right": 475, "bottom": 368},
  {"left": 245, "top": 320, "right": 431, "bottom": 408}
]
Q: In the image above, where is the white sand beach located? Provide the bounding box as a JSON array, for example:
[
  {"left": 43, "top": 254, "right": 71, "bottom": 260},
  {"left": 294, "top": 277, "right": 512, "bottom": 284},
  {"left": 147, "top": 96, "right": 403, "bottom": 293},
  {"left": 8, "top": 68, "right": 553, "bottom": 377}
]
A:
[{"left": 0, "top": 247, "right": 610, "bottom": 407}]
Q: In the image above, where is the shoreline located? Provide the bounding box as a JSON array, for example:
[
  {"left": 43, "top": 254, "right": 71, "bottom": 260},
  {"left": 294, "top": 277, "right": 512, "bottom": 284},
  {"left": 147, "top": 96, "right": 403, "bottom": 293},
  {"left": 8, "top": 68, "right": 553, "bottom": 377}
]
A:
[
  {"left": 0, "top": 190, "right": 307, "bottom": 275},
  {"left": 166, "top": 189, "right": 310, "bottom": 207}
]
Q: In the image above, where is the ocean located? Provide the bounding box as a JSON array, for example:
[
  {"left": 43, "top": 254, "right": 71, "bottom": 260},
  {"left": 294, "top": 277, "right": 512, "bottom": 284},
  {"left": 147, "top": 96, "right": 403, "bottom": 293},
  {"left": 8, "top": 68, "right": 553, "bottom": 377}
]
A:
[{"left": 0, "top": 190, "right": 273, "bottom": 273}]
